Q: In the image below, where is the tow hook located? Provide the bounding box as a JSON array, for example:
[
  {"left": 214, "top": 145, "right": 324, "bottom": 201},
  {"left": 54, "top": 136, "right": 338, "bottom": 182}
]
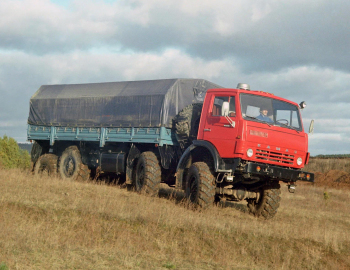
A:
[{"left": 287, "top": 182, "right": 296, "bottom": 193}]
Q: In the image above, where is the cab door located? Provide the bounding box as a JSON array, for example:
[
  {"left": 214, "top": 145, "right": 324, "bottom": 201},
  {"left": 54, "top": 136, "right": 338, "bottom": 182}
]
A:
[{"left": 202, "top": 95, "right": 238, "bottom": 158}]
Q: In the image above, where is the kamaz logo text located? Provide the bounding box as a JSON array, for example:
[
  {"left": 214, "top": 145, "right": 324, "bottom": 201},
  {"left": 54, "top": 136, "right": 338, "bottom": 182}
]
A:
[{"left": 250, "top": 130, "right": 268, "bottom": 138}]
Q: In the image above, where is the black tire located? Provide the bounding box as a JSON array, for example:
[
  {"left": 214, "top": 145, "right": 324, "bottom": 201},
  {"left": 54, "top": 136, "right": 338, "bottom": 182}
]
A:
[
  {"left": 185, "top": 162, "right": 216, "bottom": 209},
  {"left": 58, "top": 145, "right": 90, "bottom": 181},
  {"left": 133, "top": 151, "right": 161, "bottom": 196},
  {"left": 174, "top": 103, "right": 203, "bottom": 149},
  {"left": 34, "top": 154, "right": 58, "bottom": 176},
  {"left": 247, "top": 182, "right": 281, "bottom": 219}
]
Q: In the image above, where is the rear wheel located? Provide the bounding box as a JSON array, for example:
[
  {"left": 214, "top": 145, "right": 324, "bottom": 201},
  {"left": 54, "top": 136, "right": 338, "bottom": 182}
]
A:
[
  {"left": 185, "top": 162, "right": 215, "bottom": 209},
  {"left": 58, "top": 145, "right": 90, "bottom": 181},
  {"left": 133, "top": 151, "right": 161, "bottom": 196},
  {"left": 34, "top": 154, "right": 58, "bottom": 176},
  {"left": 247, "top": 182, "right": 281, "bottom": 219},
  {"left": 30, "top": 141, "right": 49, "bottom": 171}
]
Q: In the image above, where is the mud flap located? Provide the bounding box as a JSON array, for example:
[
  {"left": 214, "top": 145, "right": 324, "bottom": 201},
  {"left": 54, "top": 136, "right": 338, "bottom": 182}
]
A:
[{"left": 125, "top": 144, "right": 140, "bottom": 184}]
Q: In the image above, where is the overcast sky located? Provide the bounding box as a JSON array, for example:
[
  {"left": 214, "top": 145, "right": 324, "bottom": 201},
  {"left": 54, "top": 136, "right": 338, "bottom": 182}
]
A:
[{"left": 0, "top": 0, "right": 349, "bottom": 155}]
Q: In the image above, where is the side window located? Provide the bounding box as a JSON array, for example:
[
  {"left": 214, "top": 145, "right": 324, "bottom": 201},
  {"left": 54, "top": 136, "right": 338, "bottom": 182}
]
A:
[
  {"left": 229, "top": 96, "right": 236, "bottom": 117},
  {"left": 212, "top": 96, "right": 229, "bottom": 116},
  {"left": 212, "top": 96, "right": 235, "bottom": 116}
]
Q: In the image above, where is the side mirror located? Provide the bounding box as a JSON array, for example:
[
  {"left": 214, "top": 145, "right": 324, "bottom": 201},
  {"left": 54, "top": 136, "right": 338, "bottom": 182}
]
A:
[
  {"left": 222, "top": 101, "right": 229, "bottom": 116},
  {"left": 309, "top": 119, "right": 314, "bottom": 134}
]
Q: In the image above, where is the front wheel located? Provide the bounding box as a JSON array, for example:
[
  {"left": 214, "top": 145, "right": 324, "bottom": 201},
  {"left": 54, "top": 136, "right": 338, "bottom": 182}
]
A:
[
  {"left": 247, "top": 182, "right": 281, "bottom": 219},
  {"left": 58, "top": 145, "right": 90, "bottom": 181},
  {"left": 133, "top": 151, "right": 161, "bottom": 196},
  {"left": 185, "top": 162, "right": 215, "bottom": 209}
]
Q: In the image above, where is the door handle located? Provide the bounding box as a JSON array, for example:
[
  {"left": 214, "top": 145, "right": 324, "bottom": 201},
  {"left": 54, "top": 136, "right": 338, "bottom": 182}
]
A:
[{"left": 204, "top": 128, "right": 211, "bottom": 132}]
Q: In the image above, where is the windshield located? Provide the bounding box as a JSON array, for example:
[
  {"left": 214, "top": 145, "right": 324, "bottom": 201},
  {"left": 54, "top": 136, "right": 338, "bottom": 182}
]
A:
[{"left": 240, "top": 93, "right": 302, "bottom": 131}]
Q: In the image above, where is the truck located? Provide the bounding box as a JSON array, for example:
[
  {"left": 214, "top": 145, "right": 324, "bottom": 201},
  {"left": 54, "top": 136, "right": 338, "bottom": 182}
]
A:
[{"left": 28, "top": 78, "right": 314, "bottom": 219}]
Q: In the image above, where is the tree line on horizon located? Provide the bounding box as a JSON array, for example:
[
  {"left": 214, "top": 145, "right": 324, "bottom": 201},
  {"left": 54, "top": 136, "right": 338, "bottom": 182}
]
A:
[{"left": 311, "top": 154, "right": 350, "bottom": 159}]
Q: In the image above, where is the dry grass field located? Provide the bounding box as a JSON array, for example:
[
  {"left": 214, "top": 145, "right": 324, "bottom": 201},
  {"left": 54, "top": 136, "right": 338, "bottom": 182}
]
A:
[
  {"left": 305, "top": 157, "right": 350, "bottom": 174},
  {"left": 0, "top": 164, "right": 350, "bottom": 269},
  {"left": 305, "top": 158, "right": 350, "bottom": 190}
]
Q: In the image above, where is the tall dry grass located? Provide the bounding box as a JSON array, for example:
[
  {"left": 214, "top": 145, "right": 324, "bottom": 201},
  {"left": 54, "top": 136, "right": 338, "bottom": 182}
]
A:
[
  {"left": 0, "top": 168, "right": 349, "bottom": 270},
  {"left": 305, "top": 158, "right": 350, "bottom": 173}
]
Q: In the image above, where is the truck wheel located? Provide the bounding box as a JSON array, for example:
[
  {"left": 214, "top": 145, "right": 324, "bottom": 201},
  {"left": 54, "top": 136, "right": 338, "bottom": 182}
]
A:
[
  {"left": 134, "top": 151, "right": 161, "bottom": 196},
  {"left": 34, "top": 154, "right": 58, "bottom": 176},
  {"left": 247, "top": 182, "right": 281, "bottom": 219},
  {"left": 174, "top": 103, "right": 203, "bottom": 149},
  {"left": 31, "top": 141, "right": 49, "bottom": 171},
  {"left": 185, "top": 162, "right": 215, "bottom": 209},
  {"left": 58, "top": 145, "right": 90, "bottom": 181}
]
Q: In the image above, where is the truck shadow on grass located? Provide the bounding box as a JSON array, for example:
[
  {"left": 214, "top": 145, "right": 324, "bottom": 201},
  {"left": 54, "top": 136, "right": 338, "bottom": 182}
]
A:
[
  {"left": 158, "top": 186, "right": 248, "bottom": 213},
  {"left": 99, "top": 177, "right": 248, "bottom": 213}
]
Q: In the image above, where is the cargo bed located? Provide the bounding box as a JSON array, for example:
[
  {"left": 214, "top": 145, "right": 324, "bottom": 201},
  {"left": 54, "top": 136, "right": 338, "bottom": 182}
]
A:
[{"left": 27, "top": 124, "right": 176, "bottom": 147}]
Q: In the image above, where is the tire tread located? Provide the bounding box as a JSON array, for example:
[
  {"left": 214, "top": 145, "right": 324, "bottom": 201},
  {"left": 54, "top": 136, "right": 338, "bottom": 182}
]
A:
[
  {"left": 186, "top": 162, "right": 215, "bottom": 209},
  {"left": 135, "top": 151, "right": 161, "bottom": 196},
  {"left": 58, "top": 145, "right": 90, "bottom": 181},
  {"left": 248, "top": 182, "right": 281, "bottom": 219},
  {"left": 34, "top": 153, "right": 58, "bottom": 176}
]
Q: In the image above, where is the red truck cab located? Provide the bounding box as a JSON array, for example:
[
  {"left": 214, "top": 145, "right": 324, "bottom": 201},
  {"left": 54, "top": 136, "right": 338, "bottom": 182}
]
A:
[{"left": 198, "top": 87, "right": 310, "bottom": 170}]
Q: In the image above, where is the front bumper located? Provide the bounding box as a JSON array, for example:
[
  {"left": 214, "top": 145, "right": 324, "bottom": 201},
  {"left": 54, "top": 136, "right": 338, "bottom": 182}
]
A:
[{"left": 243, "top": 162, "right": 314, "bottom": 182}]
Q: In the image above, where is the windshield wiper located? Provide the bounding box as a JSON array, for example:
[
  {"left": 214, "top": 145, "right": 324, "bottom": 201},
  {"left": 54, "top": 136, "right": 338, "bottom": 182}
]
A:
[
  {"left": 276, "top": 122, "right": 301, "bottom": 132},
  {"left": 277, "top": 122, "right": 289, "bottom": 128},
  {"left": 245, "top": 115, "right": 272, "bottom": 127},
  {"left": 288, "top": 126, "right": 301, "bottom": 132}
]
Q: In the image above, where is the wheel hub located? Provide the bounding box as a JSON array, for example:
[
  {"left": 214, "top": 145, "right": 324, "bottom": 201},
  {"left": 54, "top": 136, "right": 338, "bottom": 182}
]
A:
[{"left": 64, "top": 156, "right": 76, "bottom": 177}]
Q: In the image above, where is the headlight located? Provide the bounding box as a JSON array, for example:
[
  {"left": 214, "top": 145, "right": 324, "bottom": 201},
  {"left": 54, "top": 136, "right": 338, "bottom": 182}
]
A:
[
  {"left": 297, "top": 157, "right": 303, "bottom": 166},
  {"left": 247, "top": 148, "right": 254, "bottom": 157}
]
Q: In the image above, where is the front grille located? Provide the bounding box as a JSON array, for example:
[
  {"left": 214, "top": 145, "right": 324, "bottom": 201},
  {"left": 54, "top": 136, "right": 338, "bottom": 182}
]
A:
[{"left": 255, "top": 149, "right": 294, "bottom": 165}]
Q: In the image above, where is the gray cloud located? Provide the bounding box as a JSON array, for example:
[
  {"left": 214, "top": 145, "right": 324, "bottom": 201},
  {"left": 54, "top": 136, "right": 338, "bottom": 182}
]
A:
[{"left": 2, "top": 0, "right": 350, "bottom": 73}]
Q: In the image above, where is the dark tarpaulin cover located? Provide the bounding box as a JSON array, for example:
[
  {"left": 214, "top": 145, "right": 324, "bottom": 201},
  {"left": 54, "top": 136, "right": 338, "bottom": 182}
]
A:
[{"left": 28, "top": 78, "right": 223, "bottom": 128}]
